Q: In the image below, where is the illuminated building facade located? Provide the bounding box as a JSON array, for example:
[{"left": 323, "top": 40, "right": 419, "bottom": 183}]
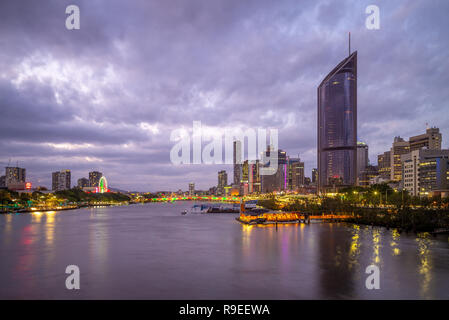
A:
[
  {"left": 317, "top": 51, "right": 357, "bottom": 192},
  {"left": 377, "top": 151, "right": 391, "bottom": 179},
  {"left": 356, "top": 141, "right": 368, "bottom": 184},
  {"left": 358, "top": 165, "right": 378, "bottom": 186},
  {"left": 5, "top": 167, "right": 26, "bottom": 187},
  {"left": 260, "top": 147, "right": 287, "bottom": 193},
  {"left": 312, "top": 168, "right": 318, "bottom": 184},
  {"left": 409, "top": 127, "right": 442, "bottom": 152},
  {"left": 402, "top": 149, "right": 449, "bottom": 196},
  {"left": 390, "top": 137, "right": 409, "bottom": 181},
  {"left": 77, "top": 177, "right": 89, "bottom": 188},
  {"left": 52, "top": 170, "right": 71, "bottom": 191},
  {"left": 287, "top": 158, "right": 305, "bottom": 191},
  {"left": 89, "top": 171, "right": 102, "bottom": 188},
  {"left": 233, "top": 140, "right": 242, "bottom": 185},
  {"left": 188, "top": 182, "right": 195, "bottom": 196},
  {"left": 248, "top": 160, "right": 261, "bottom": 193},
  {"left": 217, "top": 170, "right": 227, "bottom": 195}
]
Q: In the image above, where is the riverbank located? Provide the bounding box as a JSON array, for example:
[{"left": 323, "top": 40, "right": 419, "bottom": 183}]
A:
[{"left": 0, "top": 202, "right": 129, "bottom": 214}]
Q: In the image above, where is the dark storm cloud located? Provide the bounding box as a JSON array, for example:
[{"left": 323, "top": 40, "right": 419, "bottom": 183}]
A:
[{"left": 0, "top": 0, "right": 448, "bottom": 190}]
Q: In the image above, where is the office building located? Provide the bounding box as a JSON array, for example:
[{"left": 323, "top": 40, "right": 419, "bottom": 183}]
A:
[
  {"left": 189, "top": 182, "right": 195, "bottom": 196},
  {"left": 233, "top": 140, "right": 242, "bottom": 185},
  {"left": 358, "top": 165, "right": 378, "bottom": 187},
  {"left": 260, "top": 146, "right": 287, "bottom": 193},
  {"left": 357, "top": 141, "right": 369, "bottom": 179},
  {"left": 317, "top": 50, "right": 357, "bottom": 192},
  {"left": 409, "top": 127, "right": 442, "bottom": 152},
  {"left": 5, "top": 167, "right": 26, "bottom": 187},
  {"left": 377, "top": 151, "right": 391, "bottom": 180},
  {"left": 77, "top": 177, "right": 90, "bottom": 188},
  {"left": 52, "top": 170, "right": 71, "bottom": 191},
  {"left": 248, "top": 160, "right": 261, "bottom": 194},
  {"left": 89, "top": 171, "right": 102, "bottom": 188},
  {"left": 390, "top": 137, "right": 410, "bottom": 181},
  {"left": 217, "top": 170, "right": 227, "bottom": 195},
  {"left": 287, "top": 158, "right": 305, "bottom": 191},
  {"left": 402, "top": 149, "right": 449, "bottom": 196},
  {"left": 312, "top": 168, "right": 318, "bottom": 184}
]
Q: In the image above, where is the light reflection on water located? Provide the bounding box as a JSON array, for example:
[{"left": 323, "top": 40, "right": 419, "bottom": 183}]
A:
[{"left": 0, "top": 202, "right": 448, "bottom": 299}]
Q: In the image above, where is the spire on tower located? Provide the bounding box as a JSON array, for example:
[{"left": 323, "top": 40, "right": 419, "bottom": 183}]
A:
[{"left": 349, "top": 32, "right": 351, "bottom": 56}]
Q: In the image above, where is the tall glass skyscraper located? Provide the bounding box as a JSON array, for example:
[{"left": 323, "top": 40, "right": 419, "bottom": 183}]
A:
[{"left": 317, "top": 51, "right": 357, "bottom": 192}]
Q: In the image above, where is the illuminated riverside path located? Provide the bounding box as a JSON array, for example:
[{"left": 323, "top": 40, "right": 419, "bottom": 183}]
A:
[{"left": 1, "top": 201, "right": 449, "bottom": 299}]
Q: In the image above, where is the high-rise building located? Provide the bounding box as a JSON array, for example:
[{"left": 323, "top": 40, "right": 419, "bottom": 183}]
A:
[
  {"left": 5, "top": 167, "right": 26, "bottom": 187},
  {"left": 357, "top": 141, "right": 369, "bottom": 179},
  {"left": 233, "top": 140, "right": 242, "bottom": 186},
  {"left": 52, "top": 170, "right": 71, "bottom": 191},
  {"left": 248, "top": 160, "right": 261, "bottom": 194},
  {"left": 188, "top": 182, "right": 195, "bottom": 196},
  {"left": 377, "top": 151, "right": 391, "bottom": 179},
  {"left": 390, "top": 137, "right": 410, "bottom": 181},
  {"left": 260, "top": 146, "right": 287, "bottom": 193},
  {"left": 0, "top": 175, "right": 5, "bottom": 188},
  {"left": 402, "top": 149, "right": 449, "bottom": 196},
  {"left": 77, "top": 177, "right": 90, "bottom": 188},
  {"left": 217, "top": 170, "right": 227, "bottom": 195},
  {"left": 89, "top": 171, "right": 102, "bottom": 188},
  {"left": 312, "top": 168, "right": 318, "bottom": 184},
  {"left": 317, "top": 51, "right": 357, "bottom": 192},
  {"left": 409, "top": 127, "right": 442, "bottom": 152},
  {"left": 358, "top": 165, "right": 378, "bottom": 186},
  {"left": 287, "top": 158, "right": 305, "bottom": 191}
]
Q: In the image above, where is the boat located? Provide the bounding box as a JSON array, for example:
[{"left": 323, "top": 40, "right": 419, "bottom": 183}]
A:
[{"left": 181, "top": 203, "right": 240, "bottom": 214}]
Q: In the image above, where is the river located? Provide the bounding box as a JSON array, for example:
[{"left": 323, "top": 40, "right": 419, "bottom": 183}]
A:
[{"left": 1, "top": 202, "right": 448, "bottom": 299}]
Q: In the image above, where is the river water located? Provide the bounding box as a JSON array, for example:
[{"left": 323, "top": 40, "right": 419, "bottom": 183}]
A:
[{"left": 1, "top": 202, "right": 448, "bottom": 299}]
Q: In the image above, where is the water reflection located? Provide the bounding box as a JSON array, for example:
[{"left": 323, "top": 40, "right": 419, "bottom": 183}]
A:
[
  {"left": 416, "top": 233, "right": 432, "bottom": 299},
  {"left": 348, "top": 225, "right": 360, "bottom": 271},
  {"left": 372, "top": 229, "right": 381, "bottom": 265},
  {"left": 1, "top": 204, "right": 449, "bottom": 299},
  {"left": 390, "top": 229, "right": 401, "bottom": 256}
]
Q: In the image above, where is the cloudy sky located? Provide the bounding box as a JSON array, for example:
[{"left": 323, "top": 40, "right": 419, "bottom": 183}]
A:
[{"left": 1, "top": 0, "right": 448, "bottom": 191}]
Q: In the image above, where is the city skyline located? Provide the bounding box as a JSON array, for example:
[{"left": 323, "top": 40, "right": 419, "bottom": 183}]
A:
[{"left": 1, "top": 1, "right": 449, "bottom": 191}]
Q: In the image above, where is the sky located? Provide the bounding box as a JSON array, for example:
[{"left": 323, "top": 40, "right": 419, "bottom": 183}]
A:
[{"left": 1, "top": 0, "right": 448, "bottom": 192}]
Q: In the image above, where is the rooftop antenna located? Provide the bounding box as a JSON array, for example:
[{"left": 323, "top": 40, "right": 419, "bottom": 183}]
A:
[{"left": 348, "top": 32, "right": 351, "bottom": 56}]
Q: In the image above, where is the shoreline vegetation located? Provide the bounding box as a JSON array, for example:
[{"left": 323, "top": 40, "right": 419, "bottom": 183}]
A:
[
  {"left": 257, "top": 184, "right": 449, "bottom": 233},
  {"left": 0, "top": 188, "right": 131, "bottom": 214}
]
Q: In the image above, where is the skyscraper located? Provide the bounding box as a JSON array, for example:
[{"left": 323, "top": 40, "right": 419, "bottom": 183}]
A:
[
  {"left": 312, "top": 168, "right": 318, "bottom": 184},
  {"left": 317, "top": 50, "right": 357, "bottom": 192},
  {"left": 5, "top": 167, "right": 26, "bottom": 187},
  {"left": 233, "top": 140, "right": 242, "bottom": 186},
  {"left": 217, "top": 170, "right": 227, "bottom": 195},
  {"left": 357, "top": 141, "right": 369, "bottom": 184},
  {"left": 377, "top": 151, "right": 391, "bottom": 179},
  {"left": 287, "top": 158, "right": 305, "bottom": 191},
  {"left": 390, "top": 137, "right": 409, "bottom": 181},
  {"left": 89, "top": 171, "right": 102, "bottom": 188},
  {"left": 52, "top": 170, "right": 71, "bottom": 191},
  {"left": 260, "top": 146, "right": 287, "bottom": 193},
  {"left": 188, "top": 182, "right": 195, "bottom": 196}
]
